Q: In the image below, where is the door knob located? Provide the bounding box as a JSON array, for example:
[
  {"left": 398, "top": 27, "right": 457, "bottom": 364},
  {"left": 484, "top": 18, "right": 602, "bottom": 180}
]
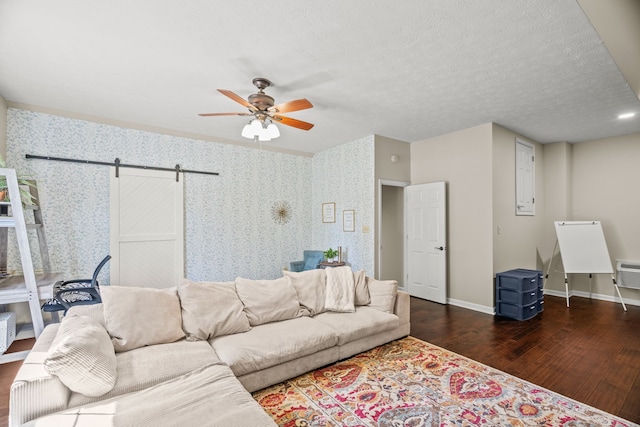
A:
[{"left": 435, "top": 246, "right": 445, "bottom": 251}]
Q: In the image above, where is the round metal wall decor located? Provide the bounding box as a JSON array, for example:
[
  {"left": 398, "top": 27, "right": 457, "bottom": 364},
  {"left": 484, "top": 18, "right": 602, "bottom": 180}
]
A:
[{"left": 271, "top": 200, "right": 292, "bottom": 225}]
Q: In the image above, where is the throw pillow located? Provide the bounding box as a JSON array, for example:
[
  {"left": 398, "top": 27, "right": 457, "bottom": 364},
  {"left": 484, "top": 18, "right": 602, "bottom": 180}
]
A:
[
  {"left": 367, "top": 278, "right": 398, "bottom": 313},
  {"left": 178, "top": 279, "right": 251, "bottom": 341},
  {"left": 353, "top": 269, "right": 370, "bottom": 306},
  {"left": 284, "top": 269, "right": 326, "bottom": 316},
  {"left": 44, "top": 315, "right": 117, "bottom": 397},
  {"left": 101, "top": 286, "right": 185, "bottom": 352},
  {"left": 324, "top": 266, "right": 355, "bottom": 313},
  {"left": 235, "top": 277, "right": 304, "bottom": 326}
]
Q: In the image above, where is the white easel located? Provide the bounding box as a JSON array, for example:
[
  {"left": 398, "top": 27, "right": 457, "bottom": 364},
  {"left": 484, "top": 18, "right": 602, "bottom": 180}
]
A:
[{"left": 545, "top": 221, "right": 626, "bottom": 311}]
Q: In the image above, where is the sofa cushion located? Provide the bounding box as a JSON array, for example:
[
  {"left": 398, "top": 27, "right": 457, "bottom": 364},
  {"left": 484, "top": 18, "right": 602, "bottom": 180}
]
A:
[
  {"left": 68, "top": 339, "right": 221, "bottom": 409},
  {"left": 324, "top": 266, "right": 355, "bottom": 313},
  {"left": 9, "top": 324, "right": 71, "bottom": 427},
  {"left": 367, "top": 278, "right": 398, "bottom": 313},
  {"left": 44, "top": 315, "right": 117, "bottom": 397},
  {"left": 313, "top": 306, "right": 399, "bottom": 345},
  {"left": 235, "top": 277, "right": 304, "bottom": 326},
  {"left": 101, "top": 286, "right": 185, "bottom": 352},
  {"left": 178, "top": 279, "right": 251, "bottom": 340},
  {"left": 353, "top": 269, "right": 370, "bottom": 306},
  {"left": 283, "top": 269, "right": 326, "bottom": 316},
  {"left": 26, "top": 364, "right": 276, "bottom": 427},
  {"left": 210, "top": 316, "right": 338, "bottom": 377},
  {"left": 66, "top": 303, "right": 106, "bottom": 327}
]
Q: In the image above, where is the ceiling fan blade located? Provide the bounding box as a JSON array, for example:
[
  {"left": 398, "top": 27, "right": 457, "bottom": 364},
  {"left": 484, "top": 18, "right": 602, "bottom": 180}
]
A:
[
  {"left": 271, "top": 98, "right": 313, "bottom": 114},
  {"left": 198, "top": 112, "right": 252, "bottom": 117},
  {"left": 272, "top": 114, "right": 314, "bottom": 131},
  {"left": 218, "top": 89, "right": 257, "bottom": 111}
]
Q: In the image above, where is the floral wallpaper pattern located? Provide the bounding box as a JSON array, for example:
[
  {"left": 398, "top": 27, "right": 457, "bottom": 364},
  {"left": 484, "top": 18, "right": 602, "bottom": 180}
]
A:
[
  {"left": 6, "top": 109, "right": 312, "bottom": 282},
  {"left": 311, "top": 136, "right": 375, "bottom": 275}
]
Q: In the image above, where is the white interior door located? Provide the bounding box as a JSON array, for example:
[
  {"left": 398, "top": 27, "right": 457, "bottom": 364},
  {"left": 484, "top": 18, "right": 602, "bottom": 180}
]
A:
[
  {"left": 406, "top": 182, "right": 447, "bottom": 303},
  {"left": 110, "top": 168, "right": 184, "bottom": 288}
]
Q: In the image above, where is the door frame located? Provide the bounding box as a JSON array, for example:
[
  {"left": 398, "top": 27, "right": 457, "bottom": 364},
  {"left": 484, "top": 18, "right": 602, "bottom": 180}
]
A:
[{"left": 377, "top": 179, "right": 410, "bottom": 286}]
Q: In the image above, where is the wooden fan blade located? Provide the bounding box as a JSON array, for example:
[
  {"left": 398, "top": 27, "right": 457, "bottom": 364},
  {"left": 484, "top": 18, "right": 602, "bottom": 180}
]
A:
[
  {"left": 218, "top": 89, "right": 257, "bottom": 111},
  {"left": 272, "top": 114, "right": 314, "bottom": 131},
  {"left": 271, "top": 98, "right": 313, "bottom": 114},
  {"left": 198, "top": 112, "right": 252, "bottom": 117}
]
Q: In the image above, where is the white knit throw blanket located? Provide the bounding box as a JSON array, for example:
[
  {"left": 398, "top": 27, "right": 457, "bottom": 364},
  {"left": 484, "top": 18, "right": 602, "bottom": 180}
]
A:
[{"left": 324, "top": 266, "right": 355, "bottom": 313}]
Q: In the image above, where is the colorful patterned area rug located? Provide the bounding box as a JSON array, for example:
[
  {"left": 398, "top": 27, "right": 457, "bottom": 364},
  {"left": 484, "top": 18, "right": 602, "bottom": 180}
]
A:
[{"left": 253, "top": 336, "right": 638, "bottom": 427}]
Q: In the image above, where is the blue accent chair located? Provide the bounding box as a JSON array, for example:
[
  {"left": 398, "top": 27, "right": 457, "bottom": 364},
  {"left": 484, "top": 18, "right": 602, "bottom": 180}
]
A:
[{"left": 290, "top": 250, "right": 324, "bottom": 272}]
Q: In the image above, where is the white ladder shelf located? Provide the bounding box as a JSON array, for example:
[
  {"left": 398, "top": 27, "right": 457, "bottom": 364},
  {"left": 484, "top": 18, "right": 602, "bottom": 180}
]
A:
[{"left": 0, "top": 168, "right": 60, "bottom": 341}]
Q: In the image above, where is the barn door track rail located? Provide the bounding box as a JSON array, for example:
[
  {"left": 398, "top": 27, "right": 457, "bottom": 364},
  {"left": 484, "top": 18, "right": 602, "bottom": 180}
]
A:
[{"left": 25, "top": 154, "right": 219, "bottom": 182}]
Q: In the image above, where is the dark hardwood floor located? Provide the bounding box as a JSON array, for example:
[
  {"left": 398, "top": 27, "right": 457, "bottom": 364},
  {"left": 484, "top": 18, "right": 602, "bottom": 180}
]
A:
[
  {"left": 0, "top": 295, "right": 638, "bottom": 425},
  {"left": 410, "top": 295, "right": 640, "bottom": 424}
]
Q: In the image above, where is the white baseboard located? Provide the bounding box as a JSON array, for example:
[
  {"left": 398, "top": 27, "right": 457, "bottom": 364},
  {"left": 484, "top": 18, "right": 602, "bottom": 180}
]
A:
[
  {"left": 408, "top": 290, "right": 637, "bottom": 316},
  {"left": 543, "top": 288, "right": 640, "bottom": 307},
  {"left": 447, "top": 298, "right": 495, "bottom": 315}
]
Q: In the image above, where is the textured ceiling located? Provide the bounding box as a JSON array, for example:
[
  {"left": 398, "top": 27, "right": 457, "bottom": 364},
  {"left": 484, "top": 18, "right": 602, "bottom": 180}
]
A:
[{"left": 1, "top": 0, "right": 639, "bottom": 154}]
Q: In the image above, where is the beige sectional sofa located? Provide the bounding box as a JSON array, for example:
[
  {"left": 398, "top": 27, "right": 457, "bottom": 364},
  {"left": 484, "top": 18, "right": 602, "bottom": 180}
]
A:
[{"left": 10, "top": 266, "right": 410, "bottom": 427}]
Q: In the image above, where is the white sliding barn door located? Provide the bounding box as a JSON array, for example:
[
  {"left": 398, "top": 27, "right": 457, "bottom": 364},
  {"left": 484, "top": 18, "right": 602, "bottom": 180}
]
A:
[
  {"left": 406, "top": 182, "right": 447, "bottom": 304},
  {"left": 110, "top": 168, "right": 184, "bottom": 288}
]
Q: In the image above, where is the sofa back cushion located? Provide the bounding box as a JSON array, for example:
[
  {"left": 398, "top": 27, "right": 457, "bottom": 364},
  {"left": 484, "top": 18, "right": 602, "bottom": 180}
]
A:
[
  {"left": 44, "top": 315, "right": 117, "bottom": 397},
  {"left": 283, "top": 269, "right": 326, "bottom": 316},
  {"left": 66, "top": 303, "right": 106, "bottom": 327},
  {"left": 235, "top": 277, "right": 304, "bottom": 326},
  {"left": 101, "top": 286, "right": 185, "bottom": 352},
  {"left": 178, "top": 279, "right": 251, "bottom": 340},
  {"left": 367, "top": 278, "right": 398, "bottom": 313},
  {"left": 353, "top": 269, "right": 371, "bottom": 306}
]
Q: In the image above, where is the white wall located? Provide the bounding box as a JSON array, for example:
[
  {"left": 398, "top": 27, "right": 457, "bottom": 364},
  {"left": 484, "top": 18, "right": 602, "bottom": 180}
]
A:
[
  {"left": 374, "top": 135, "right": 411, "bottom": 279},
  {"left": 563, "top": 134, "right": 640, "bottom": 302},
  {"left": 311, "top": 136, "right": 375, "bottom": 275},
  {"left": 491, "top": 124, "right": 546, "bottom": 274},
  {"left": 541, "top": 141, "right": 572, "bottom": 293},
  {"left": 0, "top": 96, "right": 6, "bottom": 157},
  {"left": 411, "top": 123, "right": 494, "bottom": 310},
  {"left": 6, "top": 108, "right": 312, "bottom": 282}
]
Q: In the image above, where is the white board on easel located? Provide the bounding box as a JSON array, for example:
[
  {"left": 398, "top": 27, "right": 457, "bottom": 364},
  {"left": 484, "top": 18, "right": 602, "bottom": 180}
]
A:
[
  {"left": 554, "top": 221, "right": 613, "bottom": 273},
  {"left": 549, "top": 220, "right": 626, "bottom": 311}
]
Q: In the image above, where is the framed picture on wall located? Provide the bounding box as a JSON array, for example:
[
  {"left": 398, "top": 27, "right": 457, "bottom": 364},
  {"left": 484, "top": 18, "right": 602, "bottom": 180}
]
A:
[
  {"left": 322, "top": 202, "right": 336, "bottom": 223},
  {"left": 343, "top": 210, "right": 355, "bottom": 232}
]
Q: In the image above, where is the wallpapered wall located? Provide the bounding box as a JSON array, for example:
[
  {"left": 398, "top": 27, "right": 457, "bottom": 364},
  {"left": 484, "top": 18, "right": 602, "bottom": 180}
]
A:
[
  {"left": 311, "top": 136, "right": 375, "bottom": 276},
  {"left": 6, "top": 108, "right": 312, "bottom": 282}
]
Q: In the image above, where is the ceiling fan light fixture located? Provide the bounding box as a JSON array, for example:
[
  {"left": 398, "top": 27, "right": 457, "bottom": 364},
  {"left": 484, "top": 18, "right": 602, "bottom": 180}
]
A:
[
  {"left": 241, "top": 122, "right": 255, "bottom": 138},
  {"left": 201, "top": 77, "right": 314, "bottom": 140},
  {"left": 266, "top": 123, "right": 280, "bottom": 138},
  {"left": 241, "top": 118, "right": 279, "bottom": 142},
  {"left": 250, "top": 119, "right": 263, "bottom": 132}
]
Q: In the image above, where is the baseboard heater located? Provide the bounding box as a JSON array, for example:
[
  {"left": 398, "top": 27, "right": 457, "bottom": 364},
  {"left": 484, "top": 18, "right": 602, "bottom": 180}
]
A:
[{"left": 616, "top": 260, "right": 640, "bottom": 289}]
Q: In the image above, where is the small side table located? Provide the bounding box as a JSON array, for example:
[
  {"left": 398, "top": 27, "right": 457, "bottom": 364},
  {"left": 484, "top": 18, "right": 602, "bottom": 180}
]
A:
[{"left": 318, "top": 261, "right": 346, "bottom": 269}]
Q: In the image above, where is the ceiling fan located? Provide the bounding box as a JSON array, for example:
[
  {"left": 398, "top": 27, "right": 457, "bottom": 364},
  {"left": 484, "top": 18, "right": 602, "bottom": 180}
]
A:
[{"left": 199, "top": 78, "right": 314, "bottom": 135}]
